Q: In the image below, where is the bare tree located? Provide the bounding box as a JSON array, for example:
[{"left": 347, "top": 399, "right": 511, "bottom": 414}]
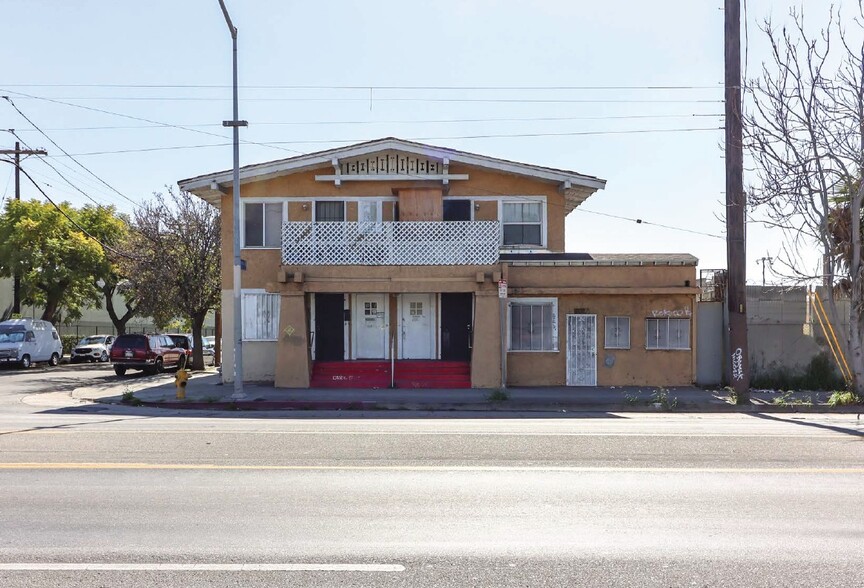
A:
[
  {"left": 123, "top": 189, "right": 220, "bottom": 370},
  {"left": 745, "top": 3, "right": 864, "bottom": 393}
]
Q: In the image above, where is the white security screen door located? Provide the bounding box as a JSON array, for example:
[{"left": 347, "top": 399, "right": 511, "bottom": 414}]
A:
[
  {"left": 566, "top": 314, "right": 597, "bottom": 386},
  {"left": 400, "top": 293, "right": 435, "bottom": 359},
  {"left": 354, "top": 294, "right": 387, "bottom": 359}
]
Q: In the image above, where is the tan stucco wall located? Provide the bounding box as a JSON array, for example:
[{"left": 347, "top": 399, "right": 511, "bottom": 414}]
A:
[
  {"left": 471, "top": 292, "right": 503, "bottom": 388},
  {"left": 219, "top": 164, "right": 573, "bottom": 290},
  {"left": 505, "top": 293, "right": 696, "bottom": 387}
]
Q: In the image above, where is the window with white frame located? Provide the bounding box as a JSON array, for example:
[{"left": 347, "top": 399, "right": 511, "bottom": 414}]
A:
[
  {"left": 605, "top": 316, "right": 630, "bottom": 349},
  {"left": 502, "top": 201, "right": 544, "bottom": 247},
  {"left": 243, "top": 201, "right": 284, "bottom": 248},
  {"left": 508, "top": 298, "right": 558, "bottom": 351},
  {"left": 242, "top": 291, "right": 280, "bottom": 341},
  {"left": 315, "top": 200, "right": 345, "bottom": 222},
  {"left": 646, "top": 318, "right": 690, "bottom": 350}
]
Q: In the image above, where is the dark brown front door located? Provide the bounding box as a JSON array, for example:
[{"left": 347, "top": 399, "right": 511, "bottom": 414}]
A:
[
  {"left": 441, "top": 293, "right": 472, "bottom": 361},
  {"left": 315, "top": 294, "right": 344, "bottom": 361}
]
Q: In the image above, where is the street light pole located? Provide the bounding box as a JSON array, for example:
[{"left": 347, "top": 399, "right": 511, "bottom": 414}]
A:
[{"left": 217, "top": 0, "right": 248, "bottom": 399}]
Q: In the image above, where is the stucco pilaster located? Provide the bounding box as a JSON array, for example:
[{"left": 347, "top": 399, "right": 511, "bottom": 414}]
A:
[
  {"left": 471, "top": 291, "right": 502, "bottom": 388},
  {"left": 274, "top": 292, "right": 310, "bottom": 388}
]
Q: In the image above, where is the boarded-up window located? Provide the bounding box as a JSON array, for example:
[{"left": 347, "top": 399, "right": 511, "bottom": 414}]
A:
[{"left": 242, "top": 292, "right": 280, "bottom": 341}]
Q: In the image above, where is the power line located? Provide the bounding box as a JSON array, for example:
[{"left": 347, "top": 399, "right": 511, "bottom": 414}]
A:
[
  {"left": 0, "top": 83, "right": 728, "bottom": 90},
  {"left": 12, "top": 113, "right": 725, "bottom": 132},
  {"left": 14, "top": 165, "right": 140, "bottom": 261},
  {"left": 7, "top": 130, "right": 108, "bottom": 207},
  {"left": 8, "top": 95, "right": 725, "bottom": 104},
  {"left": 575, "top": 208, "right": 725, "bottom": 240},
  {"left": 3, "top": 99, "right": 140, "bottom": 208},
  {"left": 0, "top": 89, "right": 305, "bottom": 156},
  {"left": 51, "top": 127, "right": 722, "bottom": 158}
]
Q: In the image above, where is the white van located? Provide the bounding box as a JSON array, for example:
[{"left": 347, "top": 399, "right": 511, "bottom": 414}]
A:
[{"left": 0, "top": 319, "right": 63, "bottom": 368}]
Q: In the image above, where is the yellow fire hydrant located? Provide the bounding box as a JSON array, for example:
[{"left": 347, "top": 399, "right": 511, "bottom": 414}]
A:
[{"left": 175, "top": 369, "right": 190, "bottom": 400}]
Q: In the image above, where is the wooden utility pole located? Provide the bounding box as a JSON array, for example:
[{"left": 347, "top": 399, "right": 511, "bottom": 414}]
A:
[
  {"left": 0, "top": 139, "right": 48, "bottom": 315},
  {"left": 724, "top": 0, "right": 750, "bottom": 402}
]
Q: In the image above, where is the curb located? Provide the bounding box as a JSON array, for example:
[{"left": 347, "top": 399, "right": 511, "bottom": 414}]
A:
[{"left": 120, "top": 399, "right": 864, "bottom": 414}]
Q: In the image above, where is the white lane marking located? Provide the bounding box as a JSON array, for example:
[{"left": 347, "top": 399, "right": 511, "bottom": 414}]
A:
[
  {"left": 2, "top": 463, "right": 864, "bottom": 474},
  {"left": 1, "top": 429, "right": 855, "bottom": 438},
  {"left": 0, "top": 563, "right": 405, "bottom": 572}
]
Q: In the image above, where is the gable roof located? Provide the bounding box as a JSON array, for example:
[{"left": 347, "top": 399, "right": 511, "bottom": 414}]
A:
[{"left": 178, "top": 137, "right": 606, "bottom": 209}]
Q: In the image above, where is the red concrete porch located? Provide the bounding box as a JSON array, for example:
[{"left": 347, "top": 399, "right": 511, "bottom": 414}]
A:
[{"left": 310, "top": 360, "right": 471, "bottom": 389}]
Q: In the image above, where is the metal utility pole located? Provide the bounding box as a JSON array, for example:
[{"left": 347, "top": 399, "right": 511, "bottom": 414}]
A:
[
  {"left": 0, "top": 138, "right": 47, "bottom": 315},
  {"left": 724, "top": 0, "right": 750, "bottom": 402},
  {"left": 217, "top": 0, "right": 248, "bottom": 399}
]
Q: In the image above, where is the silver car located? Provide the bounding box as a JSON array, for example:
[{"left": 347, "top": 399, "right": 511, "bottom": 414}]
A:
[{"left": 70, "top": 335, "right": 115, "bottom": 363}]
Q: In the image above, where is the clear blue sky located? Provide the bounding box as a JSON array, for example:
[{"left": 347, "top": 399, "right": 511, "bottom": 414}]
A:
[{"left": 0, "top": 0, "right": 837, "bottom": 284}]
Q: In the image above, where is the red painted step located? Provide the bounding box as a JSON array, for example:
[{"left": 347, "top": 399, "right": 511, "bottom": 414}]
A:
[{"left": 310, "top": 360, "right": 471, "bottom": 389}]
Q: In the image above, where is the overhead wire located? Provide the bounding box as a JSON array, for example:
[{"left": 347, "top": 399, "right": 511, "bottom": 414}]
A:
[
  {"left": 13, "top": 165, "right": 141, "bottom": 261},
  {"left": 0, "top": 83, "right": 729, "bottom": 90},
  {"left": 0, "top": 89, "right": 305, "bottom": 156},
  {"left": 6, "top": 129, "right": 112, "bottom": 207},
  {"left": 3, "top": 98, "right": 140, "bottom": 208},
  {"left": 8, "top": 95, "right": 724, "bottom": 104},
  {"left": 52, "top": 126, "right": 723, "bottom": 158},
  {"left": 13, "top": 113, "right": 725, "bottom": 132}
]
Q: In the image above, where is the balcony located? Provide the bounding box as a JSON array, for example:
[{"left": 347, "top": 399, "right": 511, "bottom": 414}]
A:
[{"left": 281, "top": 221, "right": 501, "bottom": 266}]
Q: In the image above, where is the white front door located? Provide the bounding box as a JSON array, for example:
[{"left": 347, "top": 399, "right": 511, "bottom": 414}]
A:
[
  {"left": 566, "top": 314, "right": 597, "bottom": 386},
  {"left": 354, "top": 294, "right": 387, "bottom": 359},
  {"left": 400, "top": 293, "right": 435, "bottom": 359}
]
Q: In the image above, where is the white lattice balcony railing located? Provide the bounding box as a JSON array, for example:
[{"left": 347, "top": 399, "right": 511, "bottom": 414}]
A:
[{"left": 281, "top": 221, "right": 501, "bottom": 266}]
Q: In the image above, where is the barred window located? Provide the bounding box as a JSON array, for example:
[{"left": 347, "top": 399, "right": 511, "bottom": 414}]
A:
[
  {"left": 605, "top": 316, "right": 630, "bottom": 349},
  {"left": 509, "top": 298, "right": 558, "bottom": 351},
  {"left": 242, "top": 291, "right": 280, "bottom": 341},
  {"left": 315, "top": 201, "right": 345, "bottom": 222},
  {"left": 646, "top": 318, "right": 690, "bottom": 350}
]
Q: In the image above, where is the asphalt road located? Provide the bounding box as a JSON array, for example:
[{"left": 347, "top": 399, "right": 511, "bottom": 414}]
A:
[{"left": 1, "top": 369, "right": 864, "bottom": 586}]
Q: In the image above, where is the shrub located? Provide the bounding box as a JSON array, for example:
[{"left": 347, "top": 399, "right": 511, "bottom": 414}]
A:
[
  {"left": 61, "top": 334, "right": 80, "bottom": 356},
  {"left": 827, "top": 391, "right": 861, "bottom": 407}
]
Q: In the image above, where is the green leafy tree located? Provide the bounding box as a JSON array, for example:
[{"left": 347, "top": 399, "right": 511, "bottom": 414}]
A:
[
  {"left": 122, "top": 189, "right": 220, "bottom": 370},
  {"left": 0, "top": 199, "right": 109, "bottom": 324},
  {"left": 77, "top": 206, "right": 140, "bottom": 334}
]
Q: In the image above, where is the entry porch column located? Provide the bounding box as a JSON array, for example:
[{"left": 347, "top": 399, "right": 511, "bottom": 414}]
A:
[
  {"left": 471, "top": 291, "right": 502, "bottom": 388},
  {"left": 275, "top": 291, "right": 310, "bottom": 388}
]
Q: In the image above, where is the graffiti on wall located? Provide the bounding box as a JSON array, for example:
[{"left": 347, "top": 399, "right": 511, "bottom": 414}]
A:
[{"left": 651, "top": 309, "right": 692, "bottom": 318}]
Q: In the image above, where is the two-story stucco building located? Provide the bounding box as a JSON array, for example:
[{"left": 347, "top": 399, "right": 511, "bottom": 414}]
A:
[{"left": 179, "top": 138, "right": 698, "bottom": 389}]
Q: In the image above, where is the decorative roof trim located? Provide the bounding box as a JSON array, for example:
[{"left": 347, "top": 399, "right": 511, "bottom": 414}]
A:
[{"left": 178, "top": 137, "right": 607, "bottom": 195}]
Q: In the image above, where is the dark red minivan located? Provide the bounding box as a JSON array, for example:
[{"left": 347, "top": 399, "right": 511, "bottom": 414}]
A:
[{"left": 110, "top": 334, "right": 185, "bottom": 376}]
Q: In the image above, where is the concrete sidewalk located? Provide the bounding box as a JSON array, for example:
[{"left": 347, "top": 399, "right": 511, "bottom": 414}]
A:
[{"left": 67, "top": 368, "right": 854, "bottom": 413}]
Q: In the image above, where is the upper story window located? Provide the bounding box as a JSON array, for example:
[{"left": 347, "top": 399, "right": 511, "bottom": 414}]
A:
[
  {"left": 315, "top": 201, "right": 345, "bottom": 222},
  {"left": 243, "top": 201, "right": 285, "bottom": 248},
  {"left": 501, "top": 201, "right": 544, "bottom": 247}
]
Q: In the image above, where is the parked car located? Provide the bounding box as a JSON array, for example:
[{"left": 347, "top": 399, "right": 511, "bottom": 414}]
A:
[
  {"left": 164, "top": 334, "right": 194, "bottom": 368},
  {"left": 70, "top": 335, "right": 115, "bottom": 363},
  {"left": 202, "top": 336, "right": 215, "bottom": 357},
  {"left": 0, "top": 318, "right": 63, "bottom": 369},
  {"left": 109, "top": 333, "right": 185, "bottom": 376}
]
